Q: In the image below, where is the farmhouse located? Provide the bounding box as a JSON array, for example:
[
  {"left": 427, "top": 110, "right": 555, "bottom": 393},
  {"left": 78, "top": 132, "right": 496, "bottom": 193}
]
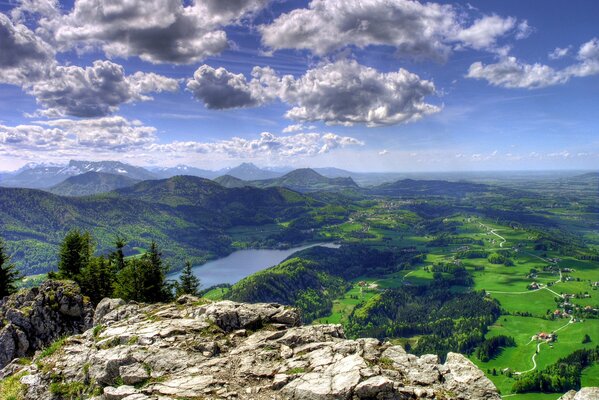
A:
[{"left": 536, "top": 332, "right": 556, "bottom": 342}]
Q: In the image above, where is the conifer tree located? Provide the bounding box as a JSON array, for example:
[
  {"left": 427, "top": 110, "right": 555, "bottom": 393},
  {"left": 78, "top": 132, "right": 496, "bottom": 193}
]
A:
[
  {"left": 175, "top": 261, "right": 200, "bottom": 297},
  {"left": 114, "top": 241, "right": 172, "bottom": 303},
  {"left": 0, "top": 238, "right": 19, "bottom": 298},
  {"left": 110, "top": 236, "right": 127, "bottom": 271},
  {"left": 58, "top": 229, "right": 94, "bottom": 279},
  {"left": 79, "top": 256, "right": 115, "bottom": 304}
]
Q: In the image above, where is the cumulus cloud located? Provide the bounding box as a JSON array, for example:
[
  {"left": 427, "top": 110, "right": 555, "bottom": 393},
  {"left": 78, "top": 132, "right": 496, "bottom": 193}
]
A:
[
  {"left": 25, "top": 60, "right": 179, "bottom": 117},
  {"left": 0, "top": 117, "right": 362, "bottom": 162},
  {"left": 466, "top": 57, "right": 565, "bottom": 89},
  {"left": 0, "top": 13, "right": 54, "bottom": 85},
  {"left": 281, "top": 60, "right": 439, "bottom": 126},
  {"left": 187, "top": 65, "right": 265, "bottom": 109},
  {"left": 152, "top": 131, "right": 363, "bottom": 158},
  {"left": 467, "top": 37, "right": 599, "bottom": 89},
  {"left": 188, "top": 60, "right": 439, "bottom": 127},
  {"left": 42, "top": 0, "right": 271, "bottom": 64},
  {"left": 39, "top": 116, "right": 158, "bottom": 150},
  {"left": 260, "top": 0, "right": 526, "bottom": 60},
  {"left": 10, "top": 0, "right": 59, "bottom": 22},
  {"left": 0, "top": 116, "right": 155, "bottom": 154},
  {"left": 378, "top": 149, "right": 389, "bottom": 155},
  {"left": 0, "top": 123, "right": 66, "bottom": 150},
  {"left": 548, "top": 46, "right": 570, "bottom": 60},
  {"left": 454, "top": 15, "right": 516, "bottom": 50},
  {"left": 282, "top": 124, "right": 316, "bottom": 133}
]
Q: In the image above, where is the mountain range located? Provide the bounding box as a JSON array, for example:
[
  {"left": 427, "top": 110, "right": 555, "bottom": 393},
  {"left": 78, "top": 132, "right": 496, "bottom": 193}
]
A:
[
  {"left": 215, "top": 168, "right": 359, "bottom": 193},
  {"left": 48, "top": 171, "right": 141, "bottom": 197},
  {"left": 0, "top": 175, "right": 315, "bottom": 275},
  {"left": 0, "top": 160, "right": 155, "bottom": 189}
]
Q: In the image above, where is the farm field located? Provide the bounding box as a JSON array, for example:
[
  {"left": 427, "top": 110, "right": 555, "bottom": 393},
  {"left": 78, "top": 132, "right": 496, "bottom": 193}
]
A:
[{"left": 310, "top": 205, "right": 598, "bottom": 399}]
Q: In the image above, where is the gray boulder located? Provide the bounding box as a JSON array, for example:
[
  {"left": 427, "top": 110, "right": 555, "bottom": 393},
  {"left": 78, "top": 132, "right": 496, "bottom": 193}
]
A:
[{"left": 0, "top": 280, "right": 93, "bottom": 369}]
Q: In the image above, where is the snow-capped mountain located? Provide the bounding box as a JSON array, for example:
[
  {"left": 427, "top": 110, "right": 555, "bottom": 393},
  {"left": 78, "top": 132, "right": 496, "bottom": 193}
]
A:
[
  {"left": 0, "top": 160, "right": 156, "bottom": 189},
  {"left": 150, "top": 165, "right": 220, "bottom": 179}
]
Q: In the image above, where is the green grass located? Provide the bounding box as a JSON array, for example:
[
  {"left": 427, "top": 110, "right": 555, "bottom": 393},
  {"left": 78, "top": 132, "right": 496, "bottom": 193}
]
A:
[
  {"left": 471, "top": 316, "right": 599, "bottom": 395},
  {"left": 581, "top": 363, "right": 599, "bottom": 387},
  {"left": 203, "top": 287, "right": 230, "bottom": 300},
  {"left": 0, "top": 372, "right": 27, "bottom": 400},
  {"left": 314, "top": 281, "right": 378, "bottom": 325},
  {"left": 39, "top": 337, "right": 67, "bottom": 359},
  {"left": 490, "top": 289, "right": 561, "bottom": 317}
]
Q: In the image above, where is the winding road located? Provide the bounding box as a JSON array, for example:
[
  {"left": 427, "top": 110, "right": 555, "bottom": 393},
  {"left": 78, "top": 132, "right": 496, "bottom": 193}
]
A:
[{"left": 478, "top": 222, "right": 506, "bottom": 248}]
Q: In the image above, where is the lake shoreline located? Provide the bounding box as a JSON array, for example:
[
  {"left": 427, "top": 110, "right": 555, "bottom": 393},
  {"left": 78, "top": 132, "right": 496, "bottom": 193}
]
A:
[{"left": 167, "top": 241, "right": 340, "bottom": 289}]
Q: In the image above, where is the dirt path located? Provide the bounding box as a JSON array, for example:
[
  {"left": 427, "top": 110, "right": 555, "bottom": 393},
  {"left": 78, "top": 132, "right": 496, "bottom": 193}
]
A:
[{"left": 478, "top": 222, "right": 506, "bottom": 248}]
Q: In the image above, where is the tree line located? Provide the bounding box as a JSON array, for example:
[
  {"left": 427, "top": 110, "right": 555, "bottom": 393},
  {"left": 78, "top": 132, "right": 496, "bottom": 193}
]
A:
[{"left": 0, "top": 230, "right": 200, "bottom": 304}]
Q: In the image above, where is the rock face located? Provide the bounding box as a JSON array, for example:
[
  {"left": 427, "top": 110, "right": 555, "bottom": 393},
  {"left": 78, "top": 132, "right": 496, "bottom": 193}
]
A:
[
  {"left": 0, "top": 280, "right": 94, "bottom": 370},
  {"left": 559, "top": 387, "right": 599, "bottom": 400},
  {"left": 1, "top": 297, "right": 501, "bottom": 400}
]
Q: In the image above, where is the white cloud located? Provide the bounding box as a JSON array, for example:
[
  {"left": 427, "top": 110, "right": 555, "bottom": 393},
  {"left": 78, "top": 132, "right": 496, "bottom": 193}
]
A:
[
  {"left": 378, "top": 149, "right": 389, "bottom": 156},
  {"left": 39, "top": 116, "right": 157, "bottom": 150},
  {"left": 10, "top": 0, "right": 59, "bottom": 22},
  {"left": 0, "top": 123, "right": 66, "bottom": 150},
  {"left": 282, "top": 124, "right": 316, "bottom": 133},
  {"left": 467, "top": 38, "right": 599, "bottom": 89},
  {"left": 42, "top": 0, "right": 271, "bottom": 64},
  {"left": 260, "top": 0, "right": 526, "bottom": 60},
  {"left": 26, "top": 60, "right": 179, "bottom": 117},
  {"left": 548, "top": 46, "right": 570, "bottom": 60},
  {"left": 152, "top": 131, "right": 364, "bottom": 158},
  {"left": 455, "top": 15, "right": 516, "bottom": 50},
  {"left": 281, "top": 60, "right": 439, "bottom": 126},
  {"left": 0, "top": 118, "right": 363, "bottom": 162},
  {"left": 0, "top": 13, "right": 54, "bottom": 85},
  {"left": 188, "top": 60, "right": 439, "bottom": 127},
  {"left": 186, "top": 65, "right": 273, "bottom": 109}
]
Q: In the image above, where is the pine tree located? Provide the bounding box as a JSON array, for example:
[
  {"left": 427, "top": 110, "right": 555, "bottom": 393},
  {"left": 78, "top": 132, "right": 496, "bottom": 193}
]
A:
[
  {"left": 176, "top": 261, "right": 200, "bottom": 297},
  {"left": 114, "top": 258, "right": 143, "bottom": 301},
  {"left": 114, "top": 241, "right": 172, "bottom": 303},
  {"left": 79, "top": 256, "right": 115, "bottom": 304},
  {"left": 0, "top": 238, "right": 20, "bottom": 298},
  {"left": 110, "top": 236, "right": 127, "bottom": 271},
  {"left": 58, "top": 229, "right": 94, "bottom": 279}
]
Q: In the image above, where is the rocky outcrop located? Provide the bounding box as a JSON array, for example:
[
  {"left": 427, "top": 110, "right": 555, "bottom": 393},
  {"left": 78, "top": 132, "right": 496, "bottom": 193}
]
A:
[
  {"left": 0, "top": 280, "right": 94, "bottom": 370},
  {"left": 1, "top": 297, "right": 501, "bottom": 400},
  {"left": 559, "top": 387, "right": 599, "bottom": 400}
]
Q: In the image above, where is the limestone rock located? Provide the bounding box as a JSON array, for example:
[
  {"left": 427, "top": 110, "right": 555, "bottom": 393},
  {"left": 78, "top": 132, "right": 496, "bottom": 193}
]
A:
[
  {"left": 0, "top": 280, "right": 93, "bottom": 369},
  {"left": 559, "top": 387, "right": 599, "bottom": 400},
  {"left": 1, "top": 299, "right": 502, "bottom": 400}
]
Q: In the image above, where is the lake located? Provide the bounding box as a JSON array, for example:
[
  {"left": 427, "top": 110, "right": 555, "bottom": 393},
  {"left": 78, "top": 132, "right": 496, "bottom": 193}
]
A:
[{"left": 168, "top": 242, "right": 340, "bottom": 289}]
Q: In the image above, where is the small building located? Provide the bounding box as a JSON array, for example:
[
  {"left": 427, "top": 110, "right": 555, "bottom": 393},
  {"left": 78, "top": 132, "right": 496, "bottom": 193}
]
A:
[{"left": 538, "top": 332, "right": 556, "bottom": 342}]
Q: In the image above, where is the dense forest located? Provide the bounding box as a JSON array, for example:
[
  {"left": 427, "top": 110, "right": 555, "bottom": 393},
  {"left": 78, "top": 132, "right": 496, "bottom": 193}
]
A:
[
  {"left": 0, "top": 177, "right": 318, "bottom": 275},
  {"left": 227, "top": 245, "right": 413, "bottom": 321},
  {"left": 512, "top": 347, "right": 599, "bottom": 393}
]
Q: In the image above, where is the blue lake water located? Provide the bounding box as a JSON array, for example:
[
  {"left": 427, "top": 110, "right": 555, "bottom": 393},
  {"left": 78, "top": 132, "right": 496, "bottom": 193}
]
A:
[{"left": 168, "top": 243, "right": 339, "bottom": 289}]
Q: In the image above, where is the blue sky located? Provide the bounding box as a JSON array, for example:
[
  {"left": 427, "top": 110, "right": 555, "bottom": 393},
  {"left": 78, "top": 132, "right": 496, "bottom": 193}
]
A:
[{"left": 0, "top": 0, "right": 597, "bottom": 171}]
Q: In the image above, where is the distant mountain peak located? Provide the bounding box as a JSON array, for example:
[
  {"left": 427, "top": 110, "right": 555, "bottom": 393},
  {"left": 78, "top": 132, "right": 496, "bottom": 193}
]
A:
[{"left": 226, "top": 163, "right": 283, "bottom": 181}]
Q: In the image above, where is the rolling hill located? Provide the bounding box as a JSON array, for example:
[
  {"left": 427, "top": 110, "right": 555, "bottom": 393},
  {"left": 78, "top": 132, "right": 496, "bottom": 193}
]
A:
[
  {"left": 213, "top": 175, "right": 248, "bottom": 188},
  {"left": 49, "top": 171, "right": 140, "bottom": 196},
  {"left": 1, "top": 160, "right": 156, "bottom": 189},
  {"left": 367, "top": 179, "right": 491, "bottom": 198},
  {"left": 223, "top": 162, "right": 283, "bottom": 180},
  {"left": 216, "top": 168, "right": 360, "bottom": 193},
  {"left": 0, "top": 176, "right": 315, "bottom": 275}
]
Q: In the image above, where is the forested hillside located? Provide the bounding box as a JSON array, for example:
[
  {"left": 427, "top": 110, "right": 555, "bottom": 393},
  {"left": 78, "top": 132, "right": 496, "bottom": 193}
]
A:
[{"left": 0, "top": 176, "right": 317, "bottom": 275}]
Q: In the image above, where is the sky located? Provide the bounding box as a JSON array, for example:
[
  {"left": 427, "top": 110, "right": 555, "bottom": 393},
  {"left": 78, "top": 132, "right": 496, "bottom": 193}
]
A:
[{"left": 0, "top": 0, "right": 598, "bottom": 172}]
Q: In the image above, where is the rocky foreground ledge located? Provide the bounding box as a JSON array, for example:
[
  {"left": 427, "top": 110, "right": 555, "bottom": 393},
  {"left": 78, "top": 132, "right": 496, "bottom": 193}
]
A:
[{"left": 0, "top": 287, "right": 502, "bottom": 400}]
